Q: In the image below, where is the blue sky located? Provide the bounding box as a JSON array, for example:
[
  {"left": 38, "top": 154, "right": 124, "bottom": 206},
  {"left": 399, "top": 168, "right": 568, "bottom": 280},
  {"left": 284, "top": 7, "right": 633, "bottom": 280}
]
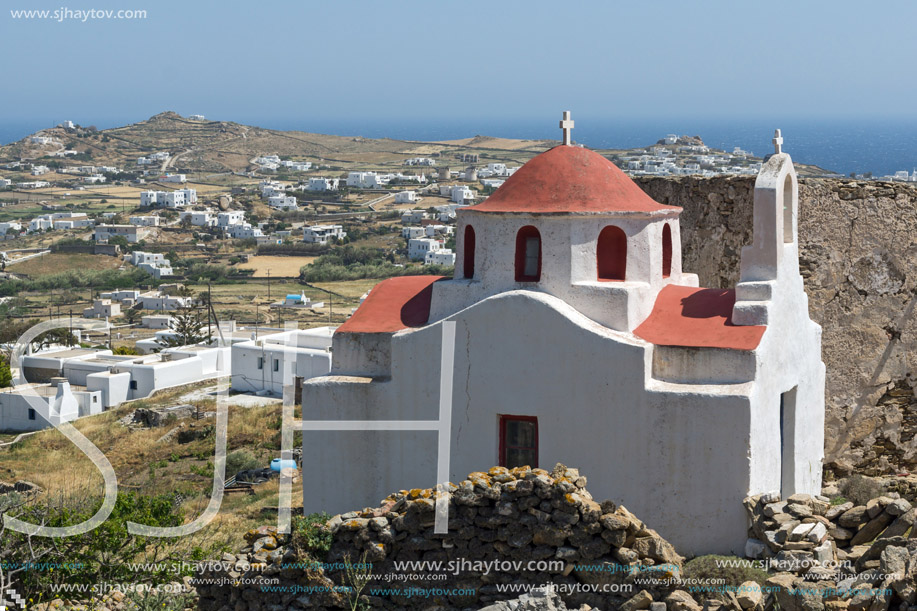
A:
[{"left": 1, "top": 0, "right": 915, "bottom": 128}]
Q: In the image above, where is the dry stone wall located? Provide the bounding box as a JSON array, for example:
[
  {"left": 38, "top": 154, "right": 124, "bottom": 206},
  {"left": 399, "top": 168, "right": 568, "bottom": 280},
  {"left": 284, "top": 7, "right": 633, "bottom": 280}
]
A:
[{"left": 635, "top": 176, "right": 917, "bottom": 476}]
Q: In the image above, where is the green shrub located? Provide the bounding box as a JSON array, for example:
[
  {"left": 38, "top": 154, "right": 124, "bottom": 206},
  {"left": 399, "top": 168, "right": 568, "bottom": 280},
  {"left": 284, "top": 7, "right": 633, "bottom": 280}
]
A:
[
  {"left": 225, "top": 449, "right": 262, "bottom": 476},
  {"left": 292, "top": 512, "right": 334, "bottom": 559}
]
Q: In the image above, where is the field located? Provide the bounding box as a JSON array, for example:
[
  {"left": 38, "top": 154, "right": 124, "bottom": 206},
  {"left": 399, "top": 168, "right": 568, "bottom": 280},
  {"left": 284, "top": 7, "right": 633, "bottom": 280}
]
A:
[
  {"left": 237, "top": 255, "right": 317, "bottom": 277},
  {"left": 8, "top": 252, "right": 124, "bottom": 276}
]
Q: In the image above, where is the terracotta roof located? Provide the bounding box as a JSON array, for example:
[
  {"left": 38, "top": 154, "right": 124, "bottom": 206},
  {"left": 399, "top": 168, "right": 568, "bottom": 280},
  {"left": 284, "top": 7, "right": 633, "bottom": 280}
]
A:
[
  {"left": 336, "top": 276, "right": 444, "bottom": 334},
  {"left": 468, "top": 145, "right": 681, "bottom": 215},
  {"left": 634, "top": 285, "right": 766, "bottom": 351}
]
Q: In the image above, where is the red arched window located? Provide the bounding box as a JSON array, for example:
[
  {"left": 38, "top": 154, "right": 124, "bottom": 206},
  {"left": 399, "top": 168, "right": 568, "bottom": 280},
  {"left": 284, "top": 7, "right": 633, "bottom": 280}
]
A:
[
  {"left": 514, "top": 226, "right": 541, "bottom": 282},
  {"left": 661, "top": 223, "right": 672, "bottom": 278},
  {"left": 597, "top": 226, "right": 627, "bottom": 281},
  {"left": 463, "top": 225, "right": 476, "bottom": 279}
]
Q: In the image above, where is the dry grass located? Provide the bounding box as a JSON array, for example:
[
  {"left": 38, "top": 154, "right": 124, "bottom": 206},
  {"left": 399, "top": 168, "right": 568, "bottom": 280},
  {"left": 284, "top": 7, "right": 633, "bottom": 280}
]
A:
[
  {"left": 0, "top": 381, "right": 302, "bottom": 547},
  {"left": 238, "top": 255, "right": 317, "bottom": 278},
  {"left": 10, "top": 252, "right": 124, "bottom": 276}
]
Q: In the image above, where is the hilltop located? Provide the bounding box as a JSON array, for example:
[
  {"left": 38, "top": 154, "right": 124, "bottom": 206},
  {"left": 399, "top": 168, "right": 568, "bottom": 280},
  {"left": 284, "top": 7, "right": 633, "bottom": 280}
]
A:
[{"left": 0, "top": 112, "right": 830, "bottom": 177}]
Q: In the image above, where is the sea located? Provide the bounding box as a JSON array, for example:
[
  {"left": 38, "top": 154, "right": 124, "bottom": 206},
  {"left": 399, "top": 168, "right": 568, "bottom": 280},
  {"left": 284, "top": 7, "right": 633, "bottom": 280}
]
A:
[{"left": 2, "top": 116, "right": 915, "bottom": 178}]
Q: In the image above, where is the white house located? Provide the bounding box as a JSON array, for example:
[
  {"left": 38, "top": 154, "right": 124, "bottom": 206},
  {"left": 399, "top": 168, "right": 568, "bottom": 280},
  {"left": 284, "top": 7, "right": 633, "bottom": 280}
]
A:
[
  {"left": 303, "top": 224, "right": 346, "bottom": 245},
  {"left": 424, "top": 248, "right": 455, "bottom": 266},
  {"left": 129, "top": 215, "right": 160, "bottom": 227},
  {"left": 300, "top": 123, "right": 824, "bottom": 557},
  {"left": 451, "top": 185, "right": 475, "bottom": 204},
  {"left": 94, "top": 225, "right": 149, "bottom": 244},
  {"left": 32, "top": 165, "right": 50, "bottom": 176},
  {"left": 271, "top": 291, "right": 324, "bottom": 310},
  {"left": 346, "top": 172, "right": 381, "bottom": 189},
  {"left": 408, "top": 237, "right": 443, "bottom": 261},
  {"left": 225, "top": 223, "right": 262, "bottom": 239},
  {"left": 100, "top": 290, "right": 141, "bottom": 307},
  {"left": 180, "top": 209, "right": 217, "bottom": 227},
  {"left": 138, "top": 291, "right": 192, "bottom": 312},
  {"left": 141, "top": 189, "right": 197, "bottom": 208},
  {"left": 149, "top": 152, "right": 171, "bottom": 161},
  {"left": 0, "top": 179, "right": 12, "bottom": 188},
  {"left": 0, "top": 221, "right": 22, "bottom": 236},
  {"left": 129, "top": 251, "right": 173, "bottom": 279},
  {"left": 306, "top": 177, "right": 339, "bottom": 192},
  {"left": 394, "top": 190, "right": 417, "bottom": 204},
  {"left": 83, "top": 299, "right": 121, "bottom": 319},
  {"left": 189, "top": 114, "right": 205, "bottom": 121},
  {"left": 401, "top": 226, "right": 425, "bottom": 240},
  {"left": 0, "top": 380, "right": 96, "bottom": 432},
  {"left": 30, "top": 136, "right": 54, "bottom": 145},
  {"left": 401, "top": 210, "right": 427, "bottom": 224},
  {"left": 141, "top": 315, "right": 173, "bottom": 329},
  {"left": 217, "top": 211, "right": 245, "bottom": 228},
  {"left": 268, "top": 195, "right": 298, "bottom": 210},
  {"left": 230, "top": 327, "right": 335, "bottom": 396},
  {"left": 161, "top": 174, "right": 187, "bottom": 184}
]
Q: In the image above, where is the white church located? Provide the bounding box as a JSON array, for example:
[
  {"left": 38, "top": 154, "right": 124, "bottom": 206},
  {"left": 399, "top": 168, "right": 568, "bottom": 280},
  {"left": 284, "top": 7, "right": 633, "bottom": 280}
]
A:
[{"left": 301, "top": 114, "right": 825, "bottom": 555}]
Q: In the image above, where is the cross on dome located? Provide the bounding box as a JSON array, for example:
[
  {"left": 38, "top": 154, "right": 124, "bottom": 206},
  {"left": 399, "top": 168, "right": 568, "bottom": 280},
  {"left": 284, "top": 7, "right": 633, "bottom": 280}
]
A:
[
  {"left": 773, "top": 129, "right": 784, "bottom": 155},
  {"left": 559, "top": 111, "right": 574, "bottom": 146}
]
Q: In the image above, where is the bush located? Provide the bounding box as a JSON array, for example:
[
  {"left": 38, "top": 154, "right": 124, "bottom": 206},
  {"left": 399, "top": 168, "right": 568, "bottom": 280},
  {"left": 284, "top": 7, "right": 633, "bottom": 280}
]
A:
[
  {"left": 681, "top": 555, "right": 769, "bottom": 603},
  {"left": 225, "top": 450, "right": 262, "bottom": 476},
  {"left": 292, "top": 512, "right": 334, "bottom": 560},
  {"left": 839, "top": 474, "right": 885, "bottom": 506}
]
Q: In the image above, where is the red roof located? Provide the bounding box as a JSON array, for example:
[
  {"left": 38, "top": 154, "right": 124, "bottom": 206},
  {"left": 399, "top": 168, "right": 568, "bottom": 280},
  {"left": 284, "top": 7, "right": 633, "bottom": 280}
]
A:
[
  {"left": 469, "top": 145, "right": 681, "bottom": 215},
  {"left": 634, "top": 285, "right": 766, "bottom": 351},
  {"left": 336, "top": 276, "right": 444, "bottom": 334}
]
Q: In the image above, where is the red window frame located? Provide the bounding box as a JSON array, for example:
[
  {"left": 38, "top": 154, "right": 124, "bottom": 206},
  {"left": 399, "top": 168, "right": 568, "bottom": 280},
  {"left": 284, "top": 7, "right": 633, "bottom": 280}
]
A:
[
  {"left": 463, "top": 225, "right": 476, "bottom": 279},
  {"left": 661, "top": 223, "right": 672, "bottom": 278},
  {"left": 498, "top": 414, "right": 539, "bottom": 468},
  {"left": 514, "top": 225, "right": 542, "bottom": 282}
]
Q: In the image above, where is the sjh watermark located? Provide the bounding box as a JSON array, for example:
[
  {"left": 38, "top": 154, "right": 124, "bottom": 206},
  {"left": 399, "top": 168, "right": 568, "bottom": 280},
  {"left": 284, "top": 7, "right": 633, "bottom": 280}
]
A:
[
  {"left": 9, "top": 7, "right": 147, "bottom": 22},
  {"left": 2, "top": 319, "right": 460, "bottom": 540}
]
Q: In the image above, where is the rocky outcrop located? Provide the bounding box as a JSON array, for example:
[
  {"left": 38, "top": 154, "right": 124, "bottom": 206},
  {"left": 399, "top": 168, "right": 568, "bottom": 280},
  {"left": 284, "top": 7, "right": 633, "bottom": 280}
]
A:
[{"left": 635, "top": 176, "right": 917, "bottom": 477}]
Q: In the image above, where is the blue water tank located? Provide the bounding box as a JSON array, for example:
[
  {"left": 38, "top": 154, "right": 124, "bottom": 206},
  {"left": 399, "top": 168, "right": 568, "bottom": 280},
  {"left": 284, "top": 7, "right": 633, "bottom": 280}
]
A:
[{"left": 271, "top": 458, "right": 298, "bottom": 471}]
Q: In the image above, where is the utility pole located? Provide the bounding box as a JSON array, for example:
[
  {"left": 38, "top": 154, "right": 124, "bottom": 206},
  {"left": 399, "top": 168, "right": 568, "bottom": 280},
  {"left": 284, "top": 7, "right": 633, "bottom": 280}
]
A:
[
  {"left": 207, "top": 281, "right": 212, "bottom": 341},
  {"left": 329, "top": 295, "right": 332, "bottom": 323},
  {"left": 267, "top": 270, "right": 271, "bottom": 301},
  {"left": 69, "top": 310, "right": 72, "bottom": 347}
]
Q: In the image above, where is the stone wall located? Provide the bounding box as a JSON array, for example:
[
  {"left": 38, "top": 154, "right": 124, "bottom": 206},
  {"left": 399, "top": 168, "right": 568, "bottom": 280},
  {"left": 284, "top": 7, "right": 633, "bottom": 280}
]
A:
[
  {"left": 196, "top": 465, "right": 687, "bottom": 611},
  {"left": 634, "top": 177, "right": 917, "bottom": 476}
]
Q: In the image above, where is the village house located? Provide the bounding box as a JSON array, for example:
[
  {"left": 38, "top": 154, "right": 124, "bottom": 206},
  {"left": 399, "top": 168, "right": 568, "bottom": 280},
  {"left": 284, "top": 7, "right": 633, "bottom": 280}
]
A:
[
  {"left": 137, "top": 290, "right": 192, "bottom": 312},
  {"left": 0, "top": 178, "right": 12, "bottom": 188},
  {"left": 230, "top": 327, "right": 335, "bottom": 396},
  {"left": 217, "top": 210, "right": 245, "bottom": 228},
  {"left": 94, "top": 224, "right": 149, "bottom": 243},
  {"left": 401, "top": 209, "right": 427, "bottom": 224},
  {"left": 128, "top": 251, "right": 173, "bottom": 279},
  {"left": 225, "top": 223, "right": 262, "bottom": 239},
  {"left": 271, "top": 291, "right": 325, "bottom": 310},
  {"left": 401, "top": 226, "right": 425, "bottom": 240},
  {"left": 129, "top": 215, "right": 160, "bottom": 227},
  {"left": 82, "top": 298, "right": 121, "bottom": 319},
  {"left": 268, "top": 194, "right": 298, "bottom": 210},
  {"left": 31, "top": 165, "right": 50, "bottom": 176},
  {"left": 161, "top": 173, "right": 187, "bottom": 183},
  {"left": 300, "top": 118, "right": 825, "bottom": 557},
  {"left": 100, "top": 290, "right": 141, "bottom": 308},
  {"left": 0, "top": 221, "right": 22, "bottom": 236},
  {"left": 0, "top": 378, "right": 100, "bottom": 432},
  {"left": 180, "top": 209, "right": 217, "bottom": 227},
  {"left": 394, "top": 190, "right": 417, "bottom": 204},
  {"left": 141, "top": 314, "right": 173, "bottom": 329},
  {"left": 408, "top": 237, "right": 443, "bottom": 261},
  {"left": 305, "top": 177, "right": 339, "bottom": 192},
  {"left": 346, "top": 171, "right": 382, "bottom": 189},
  {"left": 140, "top": 188, "right": 197, "bottom": 208},
  {"left": 451, "top": 185, "right": 476, "bottom": 204},
  {"left": 303, "top": 224, "right": 346, "bottom": 245},
  {"left": 424, "top": 248, "right": 456, "bottom": 266}
]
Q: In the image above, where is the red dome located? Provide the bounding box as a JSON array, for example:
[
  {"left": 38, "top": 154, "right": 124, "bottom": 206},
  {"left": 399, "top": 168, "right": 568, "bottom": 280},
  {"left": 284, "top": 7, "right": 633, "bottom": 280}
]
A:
[{"left": 468, "top": 145, "right": 680, "bottom": 215}]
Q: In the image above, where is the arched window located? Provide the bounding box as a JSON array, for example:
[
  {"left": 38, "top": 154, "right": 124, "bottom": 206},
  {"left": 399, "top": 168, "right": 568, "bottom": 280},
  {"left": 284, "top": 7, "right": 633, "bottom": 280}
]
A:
[
  {"left": 596, "top": 225, "right": 627, "bottom": 281},
  {"left": 463, "top": 225, "right": 476, "bottom": 279},
  {"left": 783, "top": 174, "right": 793, "bottom": 243},
  {"left": 661, "top": 223, "right": 672, "bottom": 278},
  {"left": 514, "top": 225, "right": 541, "bottom": 282}
]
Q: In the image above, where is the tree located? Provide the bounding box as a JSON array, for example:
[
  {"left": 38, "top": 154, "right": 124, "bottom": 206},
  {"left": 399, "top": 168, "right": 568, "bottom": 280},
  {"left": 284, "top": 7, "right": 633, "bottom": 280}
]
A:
[
  {"left": 157, "top": 305, "right": 207, "bottom": 348},
  {"left": 0, "top": 355, "right": 12, "bottom": 388},
  {"left": 122, "top": 306, "right": 143, "bottom": 325}
]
